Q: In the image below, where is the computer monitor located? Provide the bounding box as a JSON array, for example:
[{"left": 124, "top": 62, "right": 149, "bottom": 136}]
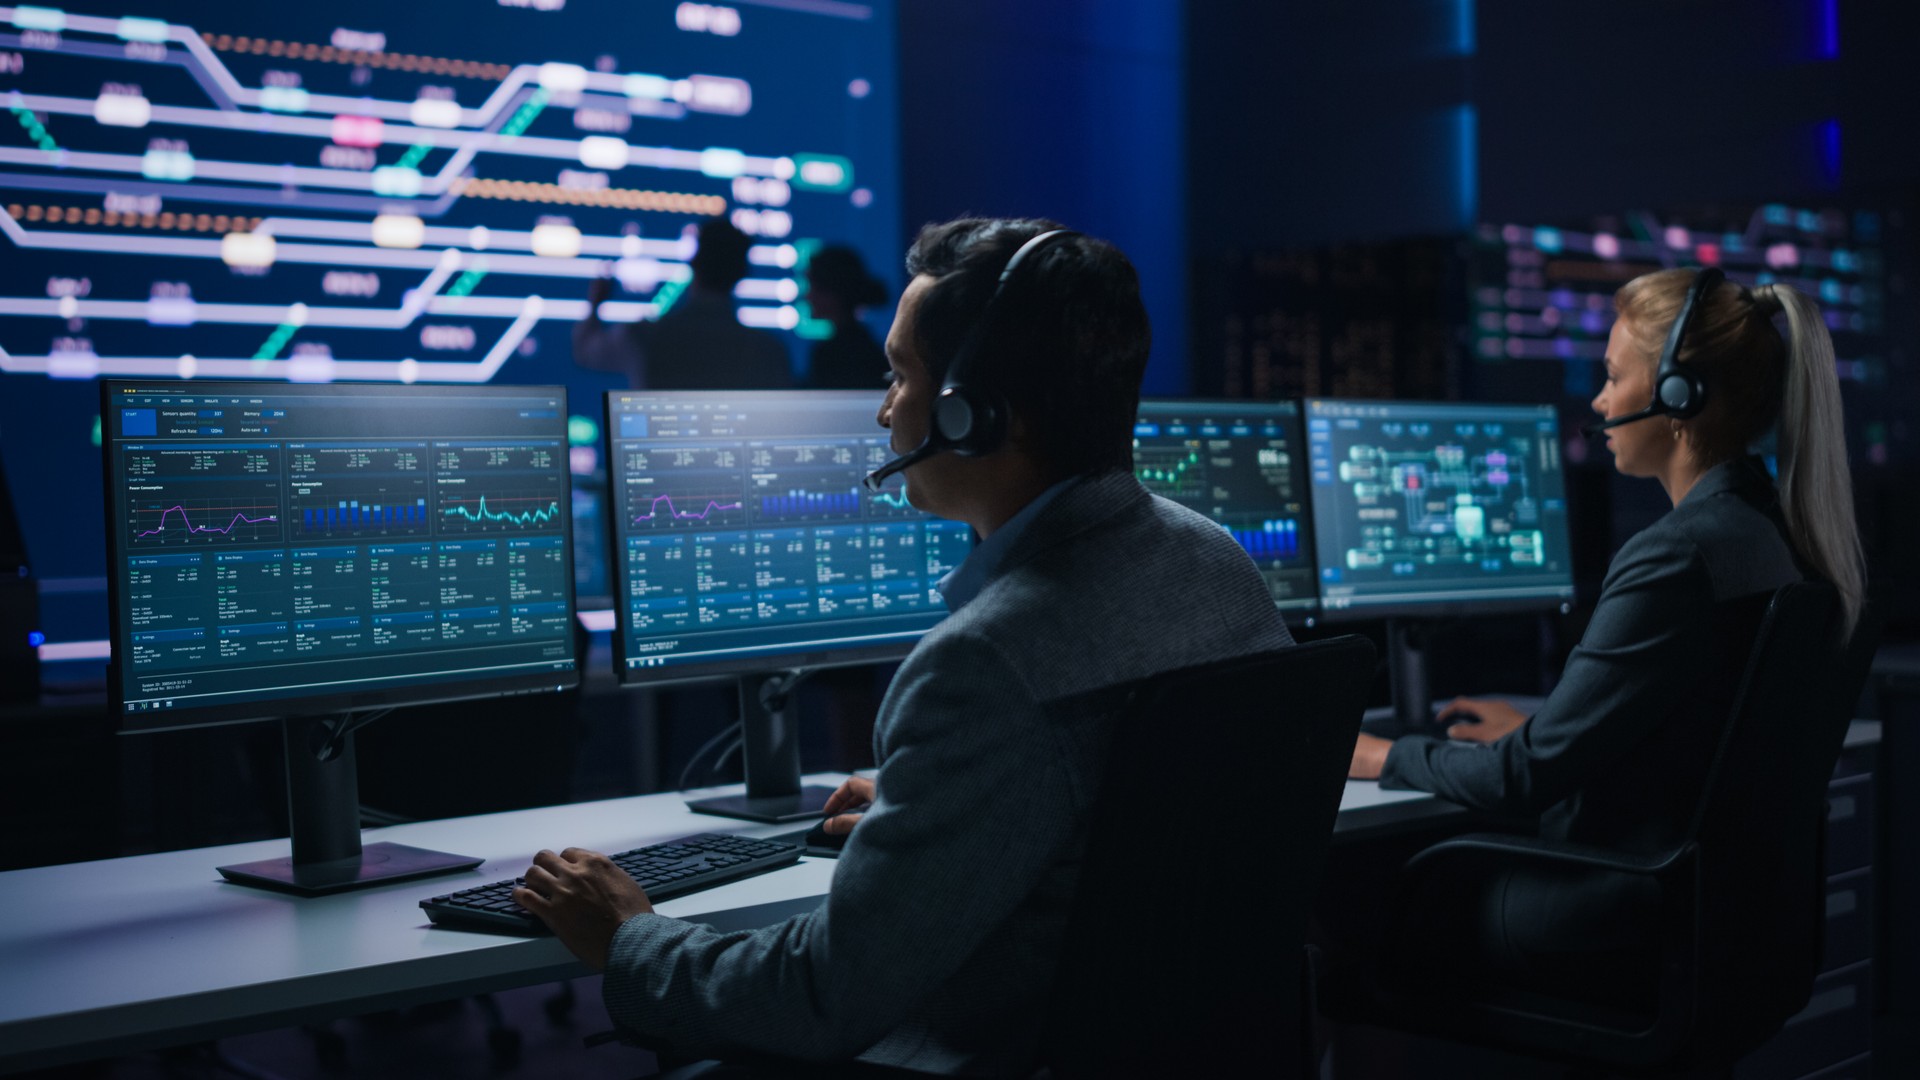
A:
[
  {"left": 102, "top": 381, "right": 580, "bottom": 892},
  {"left": 1133, "top": 399, "right": 1318, "bottom": 623},
  {"left": 605, "top": 390, "right": 973, "bottom": 820},
  {"left": 1305, "top": 398, "right": 1574, "bottom": 726}
]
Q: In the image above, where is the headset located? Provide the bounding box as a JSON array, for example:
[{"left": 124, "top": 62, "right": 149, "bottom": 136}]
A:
[
  {"left": 863, "top": 228, "right": 1081, "bottom": 491},
  {"left": 1585, "top": 265, "right": 1724, "bottom": 435}
]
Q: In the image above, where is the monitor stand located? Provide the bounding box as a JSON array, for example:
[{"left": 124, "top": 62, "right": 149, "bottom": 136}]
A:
[
  {"left": 1384, "top": 619, "right": 1439, "bottom": 734},
  {"left": 686, "top": 671, "right": 838, "bottom": 824},
  {"left": 217, "top": 715, "right": 483, "bottom": 896}
]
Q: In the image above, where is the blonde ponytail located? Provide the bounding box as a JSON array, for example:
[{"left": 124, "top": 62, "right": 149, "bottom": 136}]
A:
[
  {"left": 1618, "top": 270, "right": 1866, "bottom": 640},
  {"left": 1768, "top": 284, "right": 1866, "bottom": 639}
]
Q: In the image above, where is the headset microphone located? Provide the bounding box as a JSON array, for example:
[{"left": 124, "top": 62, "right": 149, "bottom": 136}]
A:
[
  {"left": 863, "top": 228, "right": 1081, "bottom": 492},
  {"left": 1582, "top": 403, "right": 1661, "bottom": 437},
  {"left": 862, "top": 440, "right": 938, "bottom": 491},
  {"left": 1583, "top": 266, "right": 1723, "bottom": 438}
]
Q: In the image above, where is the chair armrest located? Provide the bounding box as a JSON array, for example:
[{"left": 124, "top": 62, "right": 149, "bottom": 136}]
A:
[{"left": 1404, "top": 832, "right": 1698, "bottom": 879}]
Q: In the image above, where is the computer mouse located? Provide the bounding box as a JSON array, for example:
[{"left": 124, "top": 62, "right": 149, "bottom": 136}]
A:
[{"left": 804, "top": 821, "right": 850, "bottom": 852}]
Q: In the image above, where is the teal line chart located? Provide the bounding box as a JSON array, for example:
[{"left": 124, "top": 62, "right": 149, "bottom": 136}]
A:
[
  {"left": 0, "top": 2, "right": 871, "bottom": 382},
  {"left": 439, "top": 492, "right": 562, "bottom": 530}
]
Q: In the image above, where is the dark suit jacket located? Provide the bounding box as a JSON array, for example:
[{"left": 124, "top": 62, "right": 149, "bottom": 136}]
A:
[
  {"left": 1381, "top": 456, "right": 1805, "bottom": 853},
  {"left": 601, "top": 470, "right": 1294, "bottom": 1075}
]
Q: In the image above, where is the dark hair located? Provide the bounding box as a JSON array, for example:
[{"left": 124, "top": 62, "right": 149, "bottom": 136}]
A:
[
  {"left": 806, "top": 245, "right": 889, "bottom": 311},
  {"left": 904, "top": 217, "right": 1151, "bottom": 477},
  {"left": 689, "top": 217, "right": 752, "bottom": 290}
]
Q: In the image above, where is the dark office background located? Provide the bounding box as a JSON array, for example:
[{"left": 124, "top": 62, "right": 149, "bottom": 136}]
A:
[{"left": 4, "top": 0, "right": 1920, "bottom": 1074}]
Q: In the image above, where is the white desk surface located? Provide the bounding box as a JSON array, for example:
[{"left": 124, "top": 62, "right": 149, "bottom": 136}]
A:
[
  {"left": 0, "top": 777, "right": 849, "bottom": 1071},
  {"left": 1339, "top": 780, "right": 1436, "bottom": 812},
  {"left": 0, "top": 772, "right": 1448, "bottom": 1071}
]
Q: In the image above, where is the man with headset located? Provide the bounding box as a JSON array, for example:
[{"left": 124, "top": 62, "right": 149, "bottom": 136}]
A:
[{"left": 515, "top": 218, "right": 1293, "bottom": 1073}]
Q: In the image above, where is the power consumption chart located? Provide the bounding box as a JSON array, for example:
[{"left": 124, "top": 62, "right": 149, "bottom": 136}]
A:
[{"left": 123, "top": 441, "right": 283, "bottom": 546}]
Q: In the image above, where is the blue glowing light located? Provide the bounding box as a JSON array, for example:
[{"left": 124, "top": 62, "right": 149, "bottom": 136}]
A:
[
  {"left": 1455, "top": 0, "right": 1476, "bottom": 55},
  {"left": 1820, "top": 119, "right": 1841, "bottom": 188},
  {"left": 1456, "top": 106, "right": 1479, "bottom": 227}
]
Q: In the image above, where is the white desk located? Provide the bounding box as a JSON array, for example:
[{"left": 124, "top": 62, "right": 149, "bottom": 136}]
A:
[
  {"left": 1336, "top": 777, "right": 1460, "bottom": 838},
  {"left": 0, "top": 773, "right": 1453, "bottom": 1072}
]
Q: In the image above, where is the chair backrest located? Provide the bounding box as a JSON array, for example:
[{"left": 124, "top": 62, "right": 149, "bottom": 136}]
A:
[
  {"left": 1043, "top": 635, "right": 1375, "bottom": 1078},
  {"left": 1685, "top": 580, "right": 1880, "bottom": 1054}
]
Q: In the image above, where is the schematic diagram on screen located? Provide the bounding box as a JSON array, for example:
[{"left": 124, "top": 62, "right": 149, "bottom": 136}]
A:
[{"left": 1330, "top": 421, "right": 1560, "bottom": 576}]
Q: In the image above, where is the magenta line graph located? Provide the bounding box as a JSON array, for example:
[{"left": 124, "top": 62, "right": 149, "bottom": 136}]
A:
[
  {"left": 631, "top": 493, "right": 744, "bottom": 525},
  {"left": 133, "top": 503, "right": 281, "bottom": 540}
]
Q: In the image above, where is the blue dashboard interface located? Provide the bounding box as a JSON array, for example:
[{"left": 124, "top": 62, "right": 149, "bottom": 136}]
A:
[
  {"left": 105, "top": 382, "right": 577, "bottom": 726},
  {"left": 607, "top": 390, "right": 971, "bottom": 678},
  {"left": 1306, "top": 399, "right": 1575, "bottom": 617},
  {"left": 1134, "top": 399, "right": 1318, "bottom": 618}
]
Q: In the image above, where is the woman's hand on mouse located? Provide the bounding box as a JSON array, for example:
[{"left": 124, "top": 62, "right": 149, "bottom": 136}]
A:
[
  {"left": 1439, "top": 697, "right": 1528, "bottom": 744},
  {"left": 820, "top": 775, "right": 875, "bottom": 835},
  {"left": 1349, "top": 732, "right": 1392, "bottom": 780}
]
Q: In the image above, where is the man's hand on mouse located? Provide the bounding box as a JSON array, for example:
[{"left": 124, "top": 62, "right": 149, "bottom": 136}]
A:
[
  {"left": 820, "top": 775, "right": 875, "bottom": 836},
  {"left": 512, "top": 848, "right": 653, "bottom": 971},
  {"left": 1438, "top": 697, "right": 1529, "bottom": 744}
]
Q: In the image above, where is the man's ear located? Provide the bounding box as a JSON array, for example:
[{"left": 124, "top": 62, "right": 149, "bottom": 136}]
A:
[
  {"left": 995, "top": 411, "right": 1061, "bottom": 483},
  {"left": 1000, "top": 409, "right": 1036, "bottom": 457}
]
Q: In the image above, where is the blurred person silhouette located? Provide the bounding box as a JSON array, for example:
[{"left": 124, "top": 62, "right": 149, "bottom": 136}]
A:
[
  {"left": 801, "top": 244, "right": 890, "bottom": 389},
  {"left": 575, "top": 217, "right": 792, "bottom": 389}
]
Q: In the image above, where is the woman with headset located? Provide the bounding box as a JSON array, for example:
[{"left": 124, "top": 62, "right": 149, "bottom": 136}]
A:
[{"left": 1345, "top": 266, "right": 1866, "bottom": 998}]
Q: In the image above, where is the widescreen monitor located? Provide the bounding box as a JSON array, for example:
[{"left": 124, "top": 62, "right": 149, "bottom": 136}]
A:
[
  {"left": 1133, "top": 399, "right": 1318, "bottom": 621},
  {"left": 1305, "top": 398, "right": 1574, "bottom": 621},
  {"left": 605, "top": 389, "right": 971, "bottom": 820},
  {"left": 605, "top": 390, "right": 971, "bottom": 685},
  {"left": 103, "top": 382, "right": 580, "bottom": 732}
]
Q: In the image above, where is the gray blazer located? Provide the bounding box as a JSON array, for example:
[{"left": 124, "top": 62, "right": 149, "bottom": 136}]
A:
[
  {"left": 602, "top": 470, "right": 1294, "bottom": 1075},
  {"left": 1381, "top": 456, "right": 1806, "bottom": 852}
]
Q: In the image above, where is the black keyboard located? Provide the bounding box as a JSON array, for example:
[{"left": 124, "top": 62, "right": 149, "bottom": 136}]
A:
[{"left": 419, "top": 833, "right": 802, "bottom": 934}]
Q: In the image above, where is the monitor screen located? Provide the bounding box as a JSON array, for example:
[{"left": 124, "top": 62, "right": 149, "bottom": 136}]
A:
[
  {"left": 606, "top": 390, "right": 971, "bottom": 682},
  {"left": 1133, "top": 399, "right": 1318, "bottom": 619},
  {"left": 103, "top": 381, "right": 579, "bottom": 731},
  {"left": 1305, "top": 398, "right": 1574, "bottom": 619},
  {"left": 1, "top": 0, "right": 902, "bottom": 644}
]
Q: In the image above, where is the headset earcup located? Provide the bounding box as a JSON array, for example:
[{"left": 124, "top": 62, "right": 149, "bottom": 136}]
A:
[
  {"left": 1658, "top": 371, "right": 1703, "bottom": 418},
  {"left": 935, "top": 387, "right": 1003, "bottom": 455},
  {"left": 935, "top": 390, "right": 976, "bottom": 444}
]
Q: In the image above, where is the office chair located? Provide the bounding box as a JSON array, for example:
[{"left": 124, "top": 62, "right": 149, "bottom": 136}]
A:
[
  {"left": 1345, "top": 580, "right": 1880, "bottom": 1075},
  {"left": 1043, "top": 635, "right": 1376, "bottom": 1079},
  {"left": 648, "top": 637, "right": 1374, "bottom": 1079}
]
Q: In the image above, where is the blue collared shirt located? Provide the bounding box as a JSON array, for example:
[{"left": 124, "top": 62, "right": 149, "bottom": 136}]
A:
[{"left": 935, "top": 477, "right": 1078, "bottom": 614}]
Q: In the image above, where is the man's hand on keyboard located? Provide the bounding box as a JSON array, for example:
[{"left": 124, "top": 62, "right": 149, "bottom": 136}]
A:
[
  {"left": 820, "top": 775, "right": 875, "bottom": 836},
  {"left": 514, "top": 848, "right": 655, "bottom": 971}
]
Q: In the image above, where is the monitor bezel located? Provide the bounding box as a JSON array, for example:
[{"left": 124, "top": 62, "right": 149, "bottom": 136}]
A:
[
  {"left": 1303, "top": 396, "right": 1577, "bottom": 624},
  {"left": 604, "top": 389, "right": 963, "bottom": 689},
  {"left": 102, "top": 380, "right": 583, "bottom": 734}
]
